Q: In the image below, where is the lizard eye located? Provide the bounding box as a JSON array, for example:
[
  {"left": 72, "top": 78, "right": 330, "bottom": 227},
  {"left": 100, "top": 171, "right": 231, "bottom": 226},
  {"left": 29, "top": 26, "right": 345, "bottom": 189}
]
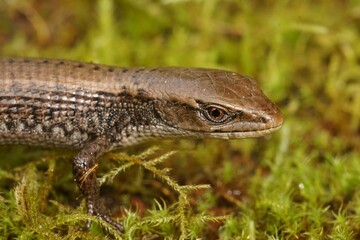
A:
[{"left": 203, "top": 105, "right": 229, "bottom": 123}]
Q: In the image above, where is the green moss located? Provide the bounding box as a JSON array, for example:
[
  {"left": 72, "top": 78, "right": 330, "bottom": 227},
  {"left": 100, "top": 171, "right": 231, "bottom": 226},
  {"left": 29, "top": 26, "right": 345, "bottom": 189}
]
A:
[{"left": 0, "top": 0, "right": 359, "bottom": 239}]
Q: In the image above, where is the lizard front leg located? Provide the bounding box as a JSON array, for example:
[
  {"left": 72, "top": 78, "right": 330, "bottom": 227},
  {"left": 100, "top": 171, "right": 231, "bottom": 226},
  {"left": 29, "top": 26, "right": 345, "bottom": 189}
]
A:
[{"left": 72, "top": 136, "right": 124, "bottom": 233}]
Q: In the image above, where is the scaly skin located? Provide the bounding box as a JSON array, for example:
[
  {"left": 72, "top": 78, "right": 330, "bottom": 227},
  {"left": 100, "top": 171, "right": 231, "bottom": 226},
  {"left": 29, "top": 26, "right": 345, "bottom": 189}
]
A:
[{"left": 0, "top": 57, "right": 283, "bottom": 233}]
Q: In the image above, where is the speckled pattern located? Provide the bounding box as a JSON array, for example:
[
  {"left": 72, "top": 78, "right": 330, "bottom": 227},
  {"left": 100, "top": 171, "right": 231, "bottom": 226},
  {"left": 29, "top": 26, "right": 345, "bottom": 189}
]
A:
[{"left": 0, "top": 57, "right": 283, "bottom": 233}]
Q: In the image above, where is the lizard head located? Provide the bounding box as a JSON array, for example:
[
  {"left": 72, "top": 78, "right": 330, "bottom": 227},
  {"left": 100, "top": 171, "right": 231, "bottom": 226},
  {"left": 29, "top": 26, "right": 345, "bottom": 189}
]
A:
[{"left": 147, "top": 68, "right": 283, "bottom": 139}]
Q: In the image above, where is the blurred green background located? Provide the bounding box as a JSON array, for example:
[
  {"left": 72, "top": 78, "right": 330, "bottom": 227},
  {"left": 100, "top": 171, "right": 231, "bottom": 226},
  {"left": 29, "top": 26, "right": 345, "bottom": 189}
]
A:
[{"left": 0, "top": 0, "right": 359, "bottom": 239}]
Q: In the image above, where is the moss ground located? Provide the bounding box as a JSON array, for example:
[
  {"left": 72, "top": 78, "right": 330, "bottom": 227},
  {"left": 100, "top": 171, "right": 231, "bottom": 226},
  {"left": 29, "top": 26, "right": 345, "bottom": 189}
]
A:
[{"left": 0, "top": 0, "right": 359, "bottom": 239}]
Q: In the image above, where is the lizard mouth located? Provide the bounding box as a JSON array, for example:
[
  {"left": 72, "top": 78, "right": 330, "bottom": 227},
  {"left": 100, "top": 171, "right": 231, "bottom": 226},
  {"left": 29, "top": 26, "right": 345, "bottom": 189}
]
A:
[{"left": 203, "top": 124, "right": 283, "bottom": 139}]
